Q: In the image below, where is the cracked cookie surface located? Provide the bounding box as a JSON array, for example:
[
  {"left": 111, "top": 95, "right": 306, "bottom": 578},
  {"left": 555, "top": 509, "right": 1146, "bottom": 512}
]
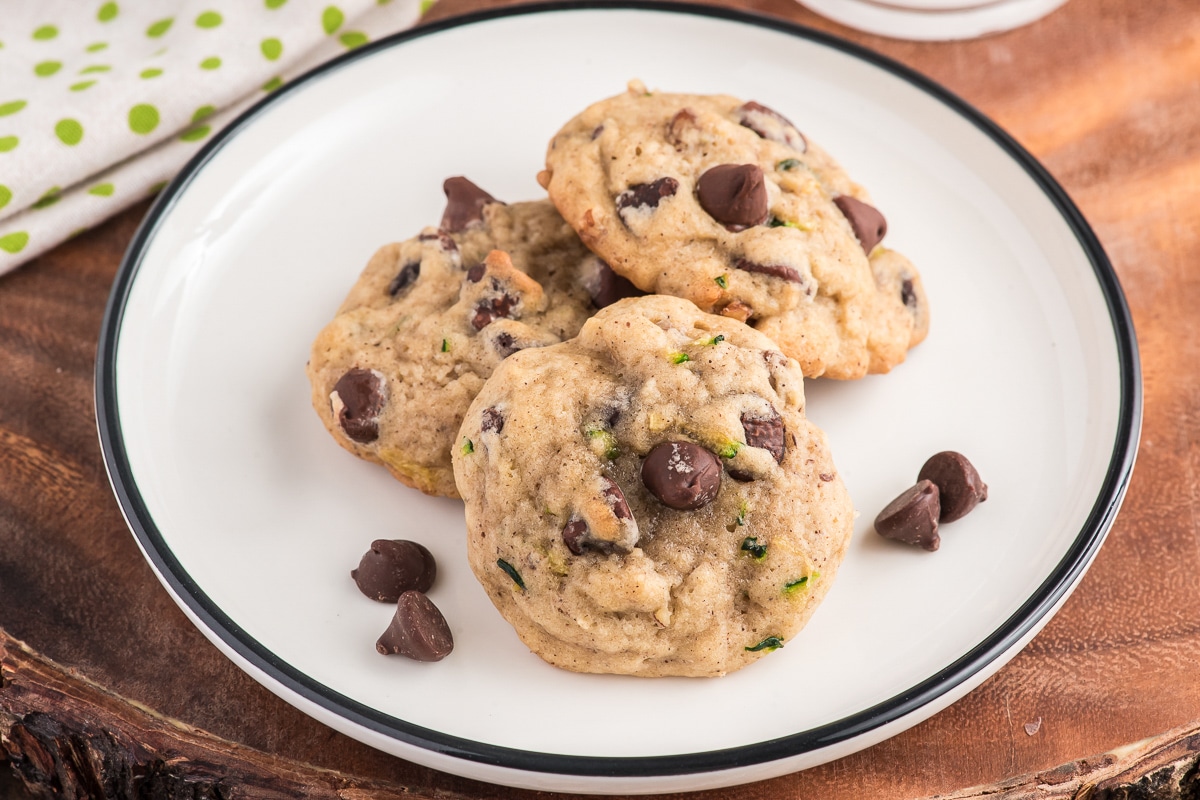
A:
[
  {"left": 541, "top": 82, "right": 929, "bottom": 379},
  {"left": 307, "top": 181, "right": 599, "bottom": 497},
  {"left": 452, "top": 295, "right": 854, "bottom": 677}
]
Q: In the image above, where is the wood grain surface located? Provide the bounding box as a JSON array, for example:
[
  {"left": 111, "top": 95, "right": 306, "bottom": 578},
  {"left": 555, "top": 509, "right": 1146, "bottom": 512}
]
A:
[{"left": 2, "top": 0, "right": 1198, "bottom": 797}]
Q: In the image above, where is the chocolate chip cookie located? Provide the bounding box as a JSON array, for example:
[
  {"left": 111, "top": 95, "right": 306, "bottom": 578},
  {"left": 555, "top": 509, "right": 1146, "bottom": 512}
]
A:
[
  {"left": 306, "top": 179, "right": 601, "bottom": 497},
  {"left": 540, "top": 81, "right": 929, "bottom": 380},
  {"left": 452, "top": 295, "right": 854, "bottom": 677}
]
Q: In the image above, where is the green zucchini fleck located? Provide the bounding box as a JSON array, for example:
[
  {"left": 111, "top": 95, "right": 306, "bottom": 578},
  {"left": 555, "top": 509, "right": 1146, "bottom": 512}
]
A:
[
  {"left": 784, "top": 571, "right": 820, "bottom": 596},
  {"left": 497, "top": 558, "right": 525, "bottom": 590},
  {"left": 705, "top": 334, "right": 725, "bottom": 346},
  {"left": 717, "top": 440, "right": 742, "bottom": 459},
  {"left": 740, "top": 536, "right": 767, "bottom": 561},
  {"left": 586, "top": 428, "right": 620, "bottom": 459},
  {"left": 460, "top": 438, "right": 474, "bottom": 455},
  {"left": 670, "top": 352, "right": 691, "bottom": 365},
  {"left": 777, "top": 158, "right": 801, "bottom": 171},
  {"left": 714, "top": 274, "right": 729, "bottom": 289},
  {"left": 440, "top": 338, "right": 450, "bottom": 352},
  {"left": 746, "top": 635, "right": 784, "bottom": 652}
]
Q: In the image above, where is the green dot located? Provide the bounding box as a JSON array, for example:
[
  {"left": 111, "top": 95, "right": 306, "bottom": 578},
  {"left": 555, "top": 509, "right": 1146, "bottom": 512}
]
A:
[
  {"left": 0, "top": 232, "right": 29, "bottom": 254},
  {"left": 33, "top": 25, "right": 59, "bottom": 41},
  {"left": 0, "top": 101, "right": 27, "bottom": 117},
  {"left": 98, "top": 2, "right": 119, "bottom": 22},
  {"left": 192, "top": 105, "right": 216, "bottom": 123},
  {"left": 80, "top": 65, "right": 111, "bottom": 74},
  {"left": 322, "top": 6, "right": 344, "bottom": 34},
  {"left": 147, "top": 180, "right": 167, "bottom": 195},
  {"left": 34, "top": 61, "right": 62, "bottom": 77},
  {"left": 86, "top": 41, "right": 108, "bottom": 52},
  {"left": 55, "top": 119, "right": 83, "bottom": 145},
  {"left": 266, "top": 0, "right": 287, "bottom": 7},
  {"left": 70, "top": 81, "right": 97, "bottom": 92},
  {"left": 140, "top": 68, "right": 163, "bottom": 79},
  {"left": 0, "top": 136, "right": 18, "bottom": 152},
  {"left": 32, "top": 187, "right": 61, "bottom": 209},
  {"left": 339, "top": 31, "right": 368, "bottom": 49},
  {"left": 260, "top": 37, "right": 283, "bottom": 60},
  {"left": 0, "top": 186, "right": 11, "bottom": 211},
  {"left": 262, "top": 76, "right": 283, "bottom": 92},
  {"left": 128, "top": 104, "right": 160, "bottom": 135},
  {"left": 419, "top": 0, "right": 436, "bottom": 13},
  {"left": 180, "top": 125, "right": 211, "bottom": 142},
  {"left": 200, "top": 56, "right": 221, "bottom": 70},
  {"left": 146, "top": 18, "right": 173, "bottom": 37},
  {"left": 89, "top": 182, "right": 115, "bottom": 197},
  {"left": 196, "top": 11, "right": 223, "bottom": 28}
]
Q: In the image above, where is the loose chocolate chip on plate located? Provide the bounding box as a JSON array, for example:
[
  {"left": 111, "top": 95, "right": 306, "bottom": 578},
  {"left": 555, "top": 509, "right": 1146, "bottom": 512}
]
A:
[
  {"left": 875, "top": 480, "right": 941, "bottom": 551},
  {"left": 741, "top": 408, "right": 785, "bottom": 463},
  {"left": 388, "top": 261, "right": 420, "bottom": 297},
  {"left": 735, "top": 258, "right": 804, "bottom": 285},
  {"left": 833, "top": 195, "right": 887, "bottom": 254},
  {"left": 352, "top": 539, "right": 437, "bottom": 602},
  {"left": 616, "top": 177, "right": 679, "bottom": 212},
  {"left": 376, "top": 590, "right": 453, "bottom": 662},
  {"left": 586, "top": 259, "right": 645, "bottom": 309},
  {"left": 441, "top": 177, "right": 497, "bottom": 233},
  {"left": 697, "top": 164, "right": 769, "bottom": 229},
  {"left": 737, "top": 101, "right": 807, "bottom": 152},
  {"left": 918, "top": 451, "right": 987, "bottom": 523},
  {"left": 641, "top": 441, "right": 722, "bottom": 510},
  {"left": 332, "top": 368, "right": 385, "bottom": 444}
]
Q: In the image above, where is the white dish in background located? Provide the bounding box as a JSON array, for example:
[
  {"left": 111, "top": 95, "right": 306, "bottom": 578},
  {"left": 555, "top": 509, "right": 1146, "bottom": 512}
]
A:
[
  {"left": 797, "top": 0, "right": 1069, "bottom": 41},
  {"left": 97, "top": 3, "right": 1139, "bottom": 794}
]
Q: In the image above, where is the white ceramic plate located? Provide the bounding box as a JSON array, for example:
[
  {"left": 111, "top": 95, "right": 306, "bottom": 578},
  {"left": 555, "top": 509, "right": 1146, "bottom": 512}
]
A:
[
  {"left": 97, "top": 4, "right": 1140, "bottom": 794},
  {"left": 795, "top": 0, "right": 1069, "bottom": 41}
]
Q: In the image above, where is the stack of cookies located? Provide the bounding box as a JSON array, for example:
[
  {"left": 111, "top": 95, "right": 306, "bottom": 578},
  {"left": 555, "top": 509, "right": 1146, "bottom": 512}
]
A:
[{"left": 307, "top": 81, "right": 929, "bottom": 677}]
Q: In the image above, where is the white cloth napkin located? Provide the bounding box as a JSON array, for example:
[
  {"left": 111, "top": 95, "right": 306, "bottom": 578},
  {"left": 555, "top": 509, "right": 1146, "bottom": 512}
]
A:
[{"left": 0, "top": 0, "right": 425, "bottom": 276}]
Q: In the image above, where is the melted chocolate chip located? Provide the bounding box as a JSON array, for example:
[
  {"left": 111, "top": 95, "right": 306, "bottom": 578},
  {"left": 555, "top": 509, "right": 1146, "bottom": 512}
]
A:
[
  {"left": 741, "top": 409, "right": 785, "bottom": 463},
  {"left": 697, "top": 164, "right": 769, "bottom": 229},
  {"left": 602, "top": 477, "right": 632, "bottom": 520},
  {"left": 918, "top": 451, "right": 987, "bottom": 523},
  {"left": 417, "top": 230, "right": 458, "bottom": 253},
  {"left": 376, "top": 590, "right": 454, "bottom": 662},
  {"left": 441, "top": 177, "right": 497, "bottom": 233},
  {"left": 734, "top": 258, "right": 804, "bottom": 284},
  {"left": 667, "top": 108, "right": 697, "bottom": 148},
  {"left": 901, "top": 278, "right": 918, "bottom": 310},
  {"left": 466, "top": 263, "right": 486, "bottom": 283},
  {"left": 591, "top": 125, "right": 604, "bottom": 140},
  {"left": 875, "top": 480, "right": 941, "bottom": 551},
  {"left": 388, "top": 261, "right": 420, "bottom": 296},
  {"left": 332, "top": 368, "right": 385, "bottom": 443},
  {"left": 352, "top": 539, "right": 437, "bottom": 602},
  {"left": 490, "top": 331, "right": 522, "bottom": 358},
  {"left": 737, "top": 101, "right": 807, "bottom": 152},
  {"left": 833, "top": 195, "right": 887, "bottom": 254},
  {"left": 587, "top": 259, "right": 645, "bottom": 308},
  {"left": 481, "top": 407, "right": 504, "bottom": 434},
  {"left": 562, "top": 518, "right": 617, "bottom": 556},
  {"left": 641, "top": 441, "right": 722, "bottom": 510},
  {"left": 616, "top": 177, "right": 679, "bottom": 212},
  {"left": 472, "top": 294, "right": 517, "bottom": 330}
]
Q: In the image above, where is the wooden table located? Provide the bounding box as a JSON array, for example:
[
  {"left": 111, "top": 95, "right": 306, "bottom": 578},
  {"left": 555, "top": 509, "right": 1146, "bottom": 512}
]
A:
[{"left": 2, "top": 0, "right": 1198, "bottom": 796}]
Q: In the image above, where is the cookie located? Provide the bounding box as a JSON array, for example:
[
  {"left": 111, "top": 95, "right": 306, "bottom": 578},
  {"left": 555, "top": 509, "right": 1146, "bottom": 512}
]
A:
[
  {"left": 540, "top": 81, "right": 929, "bottom": 380},
  {"left": 307, "top": 179, "right": 604, "bottom": 497},
  {"left": 452, "top": 295, "right": 854, "bottom": 677}
]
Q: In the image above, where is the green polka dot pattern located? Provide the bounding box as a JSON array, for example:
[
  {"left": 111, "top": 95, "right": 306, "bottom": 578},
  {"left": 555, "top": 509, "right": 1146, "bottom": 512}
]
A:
[
  {"left": 261, "top": 37, "right": 283, "bottom": 60},
  {"left": 0, "top": 101, "right": 26, "bottom": 117},
  {"left": 34, "top": 61, "right": 62, "bottom": 77},
  {"left": 323, "top": 6, "right": 345, "bottom": 34},
  {"left": 55, "top": 119, "right": 84, "bottom": 145},
  {"left": 0, "top": 233, "right": 29, "bottom": 254},
  {"left": 0, "top": 137, "right": 18, "bottom": 152},
  {"left": 0, "top": 186, "right": 11, "bottom": 211},
  {"left": 128, "top": 104, "right": 159, "bottom": 135},
  {"left": 146, "top": 18, "right": 173, "bottom": 38},
  {"left": 200, "top": 56, "right": 221, "bottom": 70},
  {"left": 196, "top": 11, "right": 224, "bottom": 28},
  {"left": 97, "top": 3, "right": 119, "bottom": 22},
  {"left": 33, "top": 26, "right": 59, "bottom": 41}
]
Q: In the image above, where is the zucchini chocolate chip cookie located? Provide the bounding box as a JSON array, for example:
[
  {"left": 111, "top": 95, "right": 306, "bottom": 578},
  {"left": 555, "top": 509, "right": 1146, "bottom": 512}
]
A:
[
  {"left": 452, "top": 295, "right": 854, "bottom": 677},
  {"left": 307, "top": 178, "right": 624, "bottom": 498},
  {"left": 540, "top": 81, "right": 930, "bottom": 380}
]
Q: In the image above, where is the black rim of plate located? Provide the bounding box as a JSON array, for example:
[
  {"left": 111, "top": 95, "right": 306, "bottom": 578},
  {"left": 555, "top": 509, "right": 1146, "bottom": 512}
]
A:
[{"left": 96, "top": 1, "right": 1142, "bottom": 780}]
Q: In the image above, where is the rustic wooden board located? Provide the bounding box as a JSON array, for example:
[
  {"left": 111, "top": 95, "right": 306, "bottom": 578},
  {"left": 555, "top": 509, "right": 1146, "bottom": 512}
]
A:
[{"left": 2, "top": 0, "right": 1199, "bottom": 796}]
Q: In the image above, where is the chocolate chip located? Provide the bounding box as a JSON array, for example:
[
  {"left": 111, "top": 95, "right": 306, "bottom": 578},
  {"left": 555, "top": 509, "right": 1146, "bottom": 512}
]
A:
[
  {"left": 667, "top": 108, "right": 697, "bottom": 148},
  {"left": 489, "top": 331, "right": 522, "bottom": 358},
  {"left": 901, "top": 277, "right": 918, "bottom": 310},
  {"left": 388, "top": 261, "right": 420, "bottom": 297},
  {"left": 441, "top": 177, "right": 497, "bottom": 233},
  {"left": 833, "top": 195, "right": 887, "bottom": 254},
  {"left": 697, "top": 164, "right": 769, "bottom": 229},
  {"left": 418, "top": 230, "right": 458, "bottom": 253},
  {"left": 741, "top": 409, "right": 785, "bottom": 463},
  {"left": 875, "top": 480, "right": 941, "bottom": 551},
  {"left": 591, "top": 125, "right": 604, "bottom": 140},
  {"left": 376, "top": 590, "right": 453, "bottom": 662},
  {"left": 332, "top": 368, "right": 385, "bottom": 443},
  {"left": 737, "top": 101, "right": 807, "bottom": 152},
  {"left": 562, "top": 518, "right": 619, "bottom": 556},
  {"left": 918, "top": 451, "right": 988, "bottom": 523},
  {"left": 586, "top": 259, "right": 644, "bottom": 308},
  {"left": 481, "top": 407, "right": 504, "bottom": 434},
  {"left": 734, "top": 258, "right": 804, "bottom": 284},
  {"left": 616, "top": 177, "right": 679, "bottom": 212},
  {"left": 466, "top": 263, "right": 486, "bottom": 283},
  {"left": 352, "top": 539, "right": 437, "bottom": 602},
  {"left": 641, "top": 441, "right": 722, "bottom": 510},
  {"left": 602, "top": 477, "right": 632, "bottom": 520},
  {"left": 472, "top": 294, "right": 517, "bottom": 330}
]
